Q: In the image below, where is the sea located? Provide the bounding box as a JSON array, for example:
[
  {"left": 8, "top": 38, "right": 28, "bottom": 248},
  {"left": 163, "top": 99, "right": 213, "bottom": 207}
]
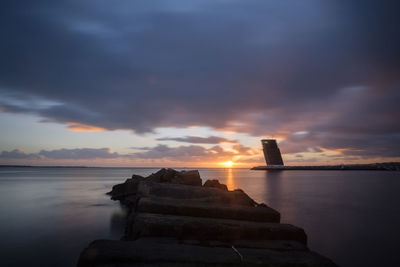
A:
[{"left": 0, "top": 167, "right": 399, "bottom": 267}]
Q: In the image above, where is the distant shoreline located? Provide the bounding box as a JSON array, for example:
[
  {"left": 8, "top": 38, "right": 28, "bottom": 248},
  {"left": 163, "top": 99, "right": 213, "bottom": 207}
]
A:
[{"left": 252, "top": 162, "right": 400, "bottom": 171}]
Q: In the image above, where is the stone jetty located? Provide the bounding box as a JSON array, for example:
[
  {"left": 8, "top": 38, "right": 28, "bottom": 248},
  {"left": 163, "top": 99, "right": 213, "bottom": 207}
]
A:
[
  {"left": 77, "top": 168, "right": 338, "bottom": 266},
  {"left": 252, "top": 162, "right": 400, "bottom": 171}
]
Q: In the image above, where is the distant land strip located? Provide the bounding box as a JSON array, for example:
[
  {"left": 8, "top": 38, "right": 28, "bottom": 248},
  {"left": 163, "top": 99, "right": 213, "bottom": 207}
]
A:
[{"left": 252, "top": 162, "right": 400, "bottom": 171}]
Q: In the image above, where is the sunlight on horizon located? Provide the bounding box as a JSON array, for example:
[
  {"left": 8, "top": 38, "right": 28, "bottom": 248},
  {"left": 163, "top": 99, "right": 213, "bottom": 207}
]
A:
[{"left": 221, "top": 161, "right": 233, "bottom": 168}]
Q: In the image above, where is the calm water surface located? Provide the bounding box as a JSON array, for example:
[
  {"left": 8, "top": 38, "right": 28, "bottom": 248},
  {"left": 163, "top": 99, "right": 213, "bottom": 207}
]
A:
[{"left": 0, "top": 167, "right": 399, "bottom": 267}]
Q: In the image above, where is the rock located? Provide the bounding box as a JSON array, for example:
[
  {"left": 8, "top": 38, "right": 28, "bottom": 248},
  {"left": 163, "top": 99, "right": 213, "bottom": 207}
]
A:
[
  {"left": 147, "top": 168, "right": 202, "bottom": 186},
  {"left": 203, "top": 179, "right": 228, "bottom": 191},
  {"left": 136, "top": 181, "right": 258, "bottom": 206},
  {"left": 131, "top": 174, "right": 143, "bottom": 179},
  {"left": 81, "top": 169, "right": 339, "bottom": 267},
  {"left": 180, "top": 170, "right": 202, "bottom": 186},
  {"left": 108, "top": 176, "right": 145, "bottom": 200},
  {"left": 77, "top": 238, "right": 338, "bottom": 267},
  {"left": 107, "top": 169, "right": 202, "bottom": 200},
  {"left": 128, "top": 213, "right": 307, "bottom": 244},
  {"left": 136, "top": 196, "right": 280, "bottom": 222}
]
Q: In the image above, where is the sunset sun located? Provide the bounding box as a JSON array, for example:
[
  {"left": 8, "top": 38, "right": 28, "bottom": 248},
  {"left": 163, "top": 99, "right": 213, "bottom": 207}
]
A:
[{"left": 222, "top": 161, "right": 233, "bottom": 168}]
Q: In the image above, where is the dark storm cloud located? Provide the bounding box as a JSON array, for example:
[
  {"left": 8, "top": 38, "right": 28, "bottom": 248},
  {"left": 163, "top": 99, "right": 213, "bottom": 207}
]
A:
[
  {"left": 157, "top": 136, "right": 237, "bottom": 144},
  {"left": 278, "top": 86, "right": 400, "bottom": 157},
  {"left": 0, "top": 0, "right": 399, "bottom": 158}
]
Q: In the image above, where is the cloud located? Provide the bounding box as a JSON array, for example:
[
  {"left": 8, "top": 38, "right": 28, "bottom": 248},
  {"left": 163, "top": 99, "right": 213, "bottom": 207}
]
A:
[
  {"left": 276, "top": 86, "right": 400, "bottom": 158},
  {"left": 0, "top": 144, "right": 249, "bottom": 163},
  {"left": 156, "top": 136, "right": 236, "bottom": 144},
  {"left": 0, "top": 149, "right": 39, "bottom": 159},
  {"left": 0, "top": 0, "right": 399, "bottom": 160},
  {"left": 232, "top": 144, "right": 255, "bottom": 155},
  {"left": 132, "top": 144, "right": 237, "bottom": 162},
  {"left": 65, "top": 122, "right": 106, "bottom": 132},
  {"left": 0, "top": 148, "right": 120, "bottom": 160},
  {"left": 38, "top": 148, "right": 120, "bottom": 159}
]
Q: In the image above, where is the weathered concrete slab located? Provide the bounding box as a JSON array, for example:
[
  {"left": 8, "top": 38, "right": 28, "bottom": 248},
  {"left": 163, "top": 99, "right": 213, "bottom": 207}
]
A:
[
  {"left": 136, "top": 182, "right": 258, "bottom": 206},
  {"left": 77, "top": 238, "right": 338, "bottom": 267},
  {"left": 136, "top": 196, "right": 280, "bottom": 222},
  {"left": 128, "top": 213, "right": 307, "bottom": 244}
]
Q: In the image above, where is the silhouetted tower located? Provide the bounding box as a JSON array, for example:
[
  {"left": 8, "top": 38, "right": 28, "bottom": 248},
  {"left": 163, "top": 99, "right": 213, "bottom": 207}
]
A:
[{"left": 261, "top": 139, "right": 284, "bottom": 166}]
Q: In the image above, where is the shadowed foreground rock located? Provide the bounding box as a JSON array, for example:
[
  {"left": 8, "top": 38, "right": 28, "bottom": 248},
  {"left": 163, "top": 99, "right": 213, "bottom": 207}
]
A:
[
  {"left": 78, "top": 238, "right": 337, "bottom": 267},
  {"left": 79, "top": 169, "right": 339, "bottom": 266},
  {"left": 129, "top": 213, "right": 306, "bottom": 243}
]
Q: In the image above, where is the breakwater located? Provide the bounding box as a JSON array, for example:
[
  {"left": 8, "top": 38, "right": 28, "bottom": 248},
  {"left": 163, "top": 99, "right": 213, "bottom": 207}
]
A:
[
  {"left": 252, "top": 162, "right": 400, "bottom": 171},
  {"left": 77, "top": 168, "right": 338, "bottom": 266}
]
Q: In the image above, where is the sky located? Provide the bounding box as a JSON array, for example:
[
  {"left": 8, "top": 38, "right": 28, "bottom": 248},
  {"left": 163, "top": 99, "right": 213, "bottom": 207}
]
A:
[{"left": 0, "top": 0, "right": 399, "bottom": 167}]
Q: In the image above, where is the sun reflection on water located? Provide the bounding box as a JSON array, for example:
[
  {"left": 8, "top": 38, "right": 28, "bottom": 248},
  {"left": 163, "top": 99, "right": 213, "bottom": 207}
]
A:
[{"left": 226, "top": 168, "right": 235, "bottom": 190}]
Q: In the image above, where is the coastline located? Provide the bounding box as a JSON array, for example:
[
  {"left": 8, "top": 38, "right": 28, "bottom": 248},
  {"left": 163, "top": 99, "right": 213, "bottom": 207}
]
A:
[{"left": 252, "top": 162, "right": 400, "bottom": 171}]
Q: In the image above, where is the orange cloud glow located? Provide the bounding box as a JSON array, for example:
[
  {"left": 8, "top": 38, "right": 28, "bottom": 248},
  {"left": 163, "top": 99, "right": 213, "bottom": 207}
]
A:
[
  {"left": 318, "top": 147, "right": 364, "bottom": 155},
  {"left": 66, "top": 122, "right": 107, "bottom": 132}
]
